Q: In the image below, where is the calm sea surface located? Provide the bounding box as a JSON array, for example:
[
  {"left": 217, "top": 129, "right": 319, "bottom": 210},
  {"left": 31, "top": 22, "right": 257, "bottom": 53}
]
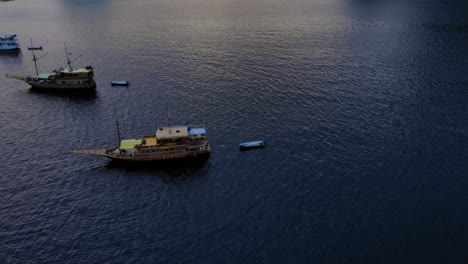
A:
[{"left": 1, "top": 0, "right": 467, "bottom": 263}]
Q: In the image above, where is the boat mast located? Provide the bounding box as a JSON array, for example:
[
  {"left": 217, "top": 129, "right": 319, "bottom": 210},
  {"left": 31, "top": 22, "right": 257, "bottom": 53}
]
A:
[
  {"left": 31, "top": 38, "right": 39, "bottom": 76},
  {"left": 113, "top": 105, "right": 122, "bottom": 147},
  {"left": 167, "top": 103, "right": 172, "bottom": 127},
  {"left": 64, "top": 43, "right": 82, "bottom": 70},
  {"left": 64, "top": 42, "right": 72, "bottom": 70}
]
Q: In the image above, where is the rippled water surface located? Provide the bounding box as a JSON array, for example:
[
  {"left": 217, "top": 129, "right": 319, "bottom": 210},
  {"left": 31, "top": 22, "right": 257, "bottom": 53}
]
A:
[{"left": 1, "top": 0, "right": 467, "bottom": 263}]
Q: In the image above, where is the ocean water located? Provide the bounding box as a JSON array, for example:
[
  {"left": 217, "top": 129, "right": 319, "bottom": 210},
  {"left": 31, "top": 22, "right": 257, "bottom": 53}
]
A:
[{"left": 0, "top": 0, "right": 467, "bottom": 263}]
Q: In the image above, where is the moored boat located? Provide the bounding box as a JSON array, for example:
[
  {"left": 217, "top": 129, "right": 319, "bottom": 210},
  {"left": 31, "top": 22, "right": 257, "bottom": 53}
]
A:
[
  {"left": 73, "top": 125, "right": 211, "bottom": 162},
  {"left": 25, "top": 66, "right": 95, "bottom": 91},
  {"left": 6, "top": 42, "right": 96, "bottom": 91},
  {"left": 111, "top": 80, "right": 129, "bottom": 86},
  {"left": 239, "top": 140, "right": 267, "bottom": 150},
  {"left": 27, "top": 45, "right": 43, "bottom": 50},
  {"left": 0, "top": 34, "right": 20, "bottom": 50}
]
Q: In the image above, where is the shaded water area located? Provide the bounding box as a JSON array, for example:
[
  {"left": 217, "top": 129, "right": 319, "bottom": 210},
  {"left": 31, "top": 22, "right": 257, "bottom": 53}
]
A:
[{"left": 0, "top": 0, "right": 467, "bottom": 263}]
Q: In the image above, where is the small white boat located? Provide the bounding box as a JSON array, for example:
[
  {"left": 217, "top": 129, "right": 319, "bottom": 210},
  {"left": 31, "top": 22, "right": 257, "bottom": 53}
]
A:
[
  {"left": 27, "top": 45, "right": 43, "bottom": 50},
  {"left": 0, "top": 34, "right": 20, "bottom": 50},
  {"left": 111, "top": 80, "right": 129, "bottom": 86},
  {"left": 239, "top": 140, "right": 267, "bottom": 150}
]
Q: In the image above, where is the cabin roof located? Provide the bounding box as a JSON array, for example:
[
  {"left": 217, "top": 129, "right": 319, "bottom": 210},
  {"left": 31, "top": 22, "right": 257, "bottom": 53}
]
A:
[
  {"left": 188, "top": 127, "right": 206, "bottom": 136},
  {"left": 156, "top": 126, "right": 188, "bottom": 139},
  {"left": 120, "top": 139, "right": 142, "bottom": 149},
  {"left": 0, "top": 34, "right": 17, "bottom": 40},
  {"left": 37, "top": 73, "right": 56, "bottom": 79},
  {"left": 59, "top": 68, "right": 92, "bottom": 74}
]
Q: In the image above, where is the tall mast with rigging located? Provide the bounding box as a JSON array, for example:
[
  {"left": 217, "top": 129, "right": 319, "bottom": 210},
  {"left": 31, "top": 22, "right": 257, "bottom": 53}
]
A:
[
  {"left": 29, "top": 39, "right": 47, "bottom": 76},
  {"left": 29, "top": 38, "right": 49, "bottom": 76},
  {"left": 113, "top": 105, "right": 122, "bottom": 148},
  {"left": 31, "top": 39, "right": 39, "bottom": 76},
  {"left": 166, "top": 103, "right": 173, "bottom": 127},
  {"left": 64, "top": 42, "right": 72, "bottom": 70},
  {"left": 64, "top": 42, "right": 82, "bottom": 70}
]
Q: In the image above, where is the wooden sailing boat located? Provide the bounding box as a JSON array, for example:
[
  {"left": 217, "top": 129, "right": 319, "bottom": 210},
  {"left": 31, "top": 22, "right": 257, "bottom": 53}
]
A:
[
  {"left": 7, "top": 42, "right": 96, "bottom": 91},
  {"left": 73, "top": 110, "right": 211, "bottom": 163}
]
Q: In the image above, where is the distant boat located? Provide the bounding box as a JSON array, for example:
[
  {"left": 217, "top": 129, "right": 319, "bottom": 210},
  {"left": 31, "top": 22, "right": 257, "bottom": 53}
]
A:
[
  {"left": 239, "top": 140, "right": 267, "bottom": 150},
  {"left": 27, "top": 45, "right": 43, "bottom": 50},
  {"left": 0, "top": 34, "right": 20, "bottom": 50},
  {"left": 6, "top": 41, "right": 96, "bottom": 92},
  {"left": 111, "top": 80, "right": 129, "bottom": 86}
]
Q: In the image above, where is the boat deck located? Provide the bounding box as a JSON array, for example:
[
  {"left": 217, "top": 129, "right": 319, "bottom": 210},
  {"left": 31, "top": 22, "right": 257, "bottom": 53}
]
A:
[{"left": 142, "top": 136, "right": 157, "bottom": 146}]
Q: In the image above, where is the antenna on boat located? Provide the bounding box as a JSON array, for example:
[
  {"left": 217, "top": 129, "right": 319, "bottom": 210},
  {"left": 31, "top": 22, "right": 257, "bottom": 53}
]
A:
[
  {"left": 64, "top": 42, "right": 81, "bottom": 70},
  {"left": 64, "top": 42, "right": 72, "bottom": 69},
  {"left": 113, "top": 105, "right": 122, "bottom": 147},
  {"left": 166, "top": 103, "right": 172, "bottom": 127}
]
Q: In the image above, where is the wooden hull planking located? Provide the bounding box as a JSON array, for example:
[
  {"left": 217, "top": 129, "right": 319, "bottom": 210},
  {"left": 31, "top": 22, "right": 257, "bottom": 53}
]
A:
[
  {"left": 73, "top": 147, "right": 211, "bottom": 162},
  {"left": 27, "top": 80, "right": 96, "bottom": 91}
]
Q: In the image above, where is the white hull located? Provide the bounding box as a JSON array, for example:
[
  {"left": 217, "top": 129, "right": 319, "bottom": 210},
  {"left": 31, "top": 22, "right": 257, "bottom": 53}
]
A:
[{"left": 0, "top": 45, "right": 20, "bottom": 50}]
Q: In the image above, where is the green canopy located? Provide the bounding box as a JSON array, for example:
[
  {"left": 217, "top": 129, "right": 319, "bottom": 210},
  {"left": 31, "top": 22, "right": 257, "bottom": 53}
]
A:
[{"left": 120, "top": 139, "right": 142, "bottom": 149}]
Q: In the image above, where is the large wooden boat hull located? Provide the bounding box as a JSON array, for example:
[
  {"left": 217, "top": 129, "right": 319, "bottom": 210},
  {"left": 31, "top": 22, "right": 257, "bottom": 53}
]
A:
[
  {"left": 73, "top": 147, "right": 211, "bottom": 163},
  {"left": 109, "top": 153, "right": 211, "bottom": 166},
  {"left": 26, "top": 80, "right": 96, "bottom": 91}
]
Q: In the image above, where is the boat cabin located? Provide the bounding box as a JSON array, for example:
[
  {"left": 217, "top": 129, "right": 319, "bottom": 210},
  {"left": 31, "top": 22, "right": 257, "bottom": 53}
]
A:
[
  {"left": 0, "top": 34, "right": 17, "bottom": 41},
  {"left": 55, "top": 67, "right": 94, "bottom": 79},
  {"left": 119, "top": 126, "right": 207, "bottom": 151},
  {"left": 0, "top": 34, "right": 19, "bottom": 49}
]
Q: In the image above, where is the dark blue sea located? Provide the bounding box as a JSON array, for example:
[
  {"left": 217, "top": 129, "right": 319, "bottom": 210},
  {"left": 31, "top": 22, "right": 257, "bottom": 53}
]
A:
[{"left": 1, "top": 0, "right": 467, "bottom": 263}]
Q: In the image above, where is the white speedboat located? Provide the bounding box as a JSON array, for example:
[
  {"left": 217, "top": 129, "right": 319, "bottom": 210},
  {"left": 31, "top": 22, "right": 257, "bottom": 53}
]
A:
[
  {"left": 111, "top": 80, "right": 129, "bottom": 86},
  {"left": 239, "top": 140, "right": 267, "bottom": 150},
  {"left": 27, "top": 45, "right": 43, "bottom": 50}
]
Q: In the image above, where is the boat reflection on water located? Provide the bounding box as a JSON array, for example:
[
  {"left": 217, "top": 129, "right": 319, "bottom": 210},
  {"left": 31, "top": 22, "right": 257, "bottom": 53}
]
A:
[
  {"left": 103, "top": 155, "right": 211, "bottom": 181},
  {"left": 28, "top": 87, "right": 97, "bottom": 101},
  {"left": 0, "top": 48, "right": 21, "bottom": 57}
]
